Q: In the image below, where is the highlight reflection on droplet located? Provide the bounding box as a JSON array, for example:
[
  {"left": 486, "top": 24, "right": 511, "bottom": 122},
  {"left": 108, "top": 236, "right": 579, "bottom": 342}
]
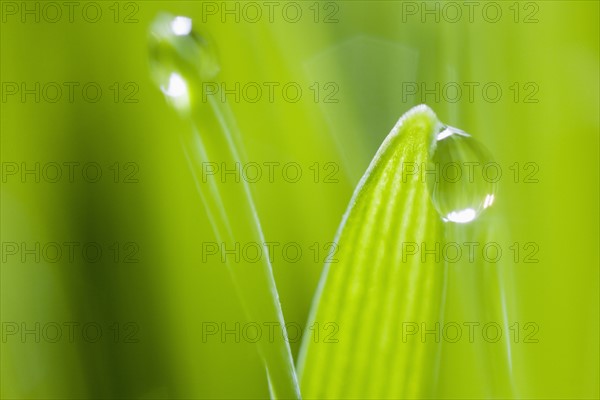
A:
[
  {"left": 161, "top": 72, "right": 190, "bottom": 110},
  {"left": 427, "top": 125, "right": 497, "bottom": 224},
  {"left": 171, "top": 16, "right": 192, "bottom": 36}
]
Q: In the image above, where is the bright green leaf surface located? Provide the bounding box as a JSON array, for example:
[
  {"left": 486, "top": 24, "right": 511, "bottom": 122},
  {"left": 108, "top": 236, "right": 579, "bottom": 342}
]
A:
[{"left": 298, "top": 105, "right": 447, "bottom": 399}]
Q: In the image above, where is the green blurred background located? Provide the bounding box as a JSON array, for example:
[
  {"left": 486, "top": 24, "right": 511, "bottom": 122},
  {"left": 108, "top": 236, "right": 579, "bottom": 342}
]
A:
[{"left": 1, "top": 1, "right": 598, "bottom": 398}]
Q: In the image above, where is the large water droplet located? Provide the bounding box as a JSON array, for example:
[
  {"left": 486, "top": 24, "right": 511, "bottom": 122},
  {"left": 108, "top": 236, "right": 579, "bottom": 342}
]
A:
[
  {"left": 148, "top": 13, "right": 220, "bottom": 111},
  {"left": 427, "top": 125, "right": 497, "bottom": 224}
]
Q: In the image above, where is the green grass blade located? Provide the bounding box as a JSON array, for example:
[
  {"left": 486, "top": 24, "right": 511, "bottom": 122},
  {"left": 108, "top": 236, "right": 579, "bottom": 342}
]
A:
[
  {"left": 297, "top": 104, "right": 447, "bottom": 399},
  {"left": 148, "top": 14, "right": 301, "bottom": 398}
]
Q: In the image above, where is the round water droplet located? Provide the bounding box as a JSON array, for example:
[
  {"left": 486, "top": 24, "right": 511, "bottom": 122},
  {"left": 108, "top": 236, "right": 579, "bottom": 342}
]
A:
[
  {"left": 148, "top": 13, "right": 220, "bottom": 111},
  {"left": 427, "top": 125, "right": 497, "bottom": 224}
]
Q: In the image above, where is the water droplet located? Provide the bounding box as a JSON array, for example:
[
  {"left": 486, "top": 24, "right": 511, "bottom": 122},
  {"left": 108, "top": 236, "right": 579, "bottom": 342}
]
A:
[
  {"left": 427, "top": 125, "right": 497, "bottom": 224},
  {"left": 148, "top": 13, "right": 220, "bottom": 111}
]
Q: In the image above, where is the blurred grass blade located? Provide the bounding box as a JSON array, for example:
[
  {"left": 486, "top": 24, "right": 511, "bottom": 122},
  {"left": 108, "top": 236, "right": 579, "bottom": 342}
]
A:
[
  {"left": 148, "top": 14, "right": 300, "bottom": 399},
  {"left": 297, "top": 105, "right": 447, "bottom": 399},
  {"left": 436, "top": 222, "right": 517, "bottom": 398}
]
